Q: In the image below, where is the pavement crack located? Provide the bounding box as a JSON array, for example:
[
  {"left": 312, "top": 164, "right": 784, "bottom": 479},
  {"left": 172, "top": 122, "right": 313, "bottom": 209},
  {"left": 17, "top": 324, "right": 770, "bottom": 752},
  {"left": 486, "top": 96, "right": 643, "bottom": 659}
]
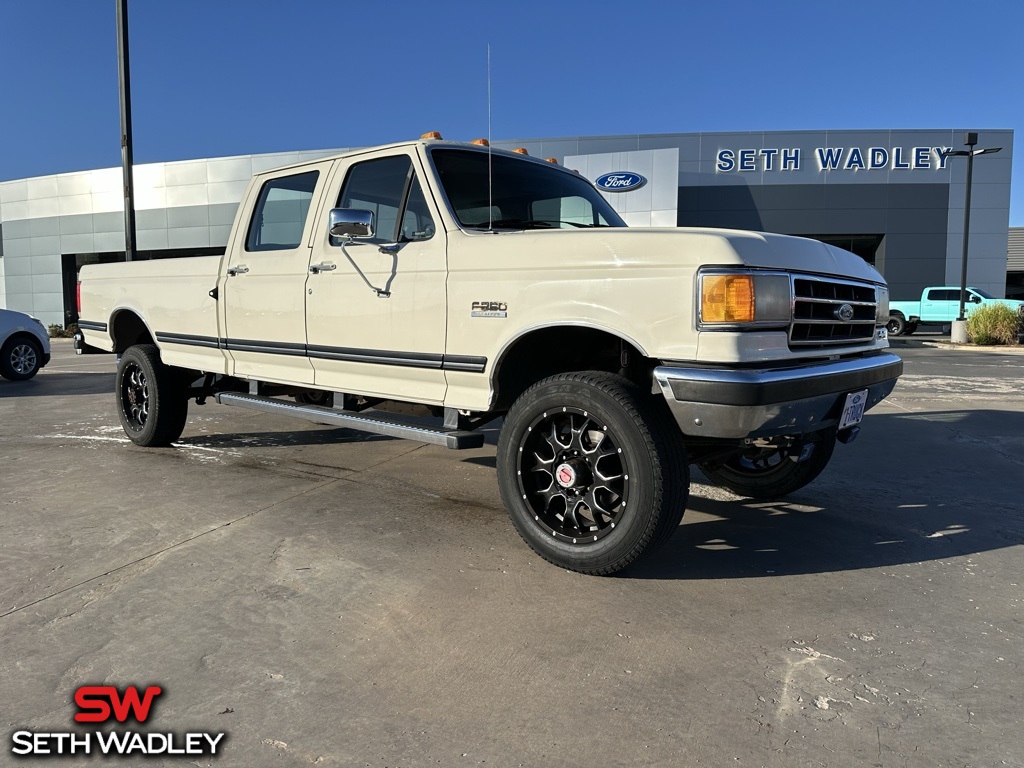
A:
[{"left": 0, "top": 477, "right": 339, "bottom": 621}]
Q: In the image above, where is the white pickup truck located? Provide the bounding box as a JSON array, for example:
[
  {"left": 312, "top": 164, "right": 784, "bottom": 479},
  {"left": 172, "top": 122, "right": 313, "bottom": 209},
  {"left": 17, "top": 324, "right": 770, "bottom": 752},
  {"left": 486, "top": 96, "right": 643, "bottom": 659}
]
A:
[{"left": 76, "top": 135, "right": 902, "bottom": 574}]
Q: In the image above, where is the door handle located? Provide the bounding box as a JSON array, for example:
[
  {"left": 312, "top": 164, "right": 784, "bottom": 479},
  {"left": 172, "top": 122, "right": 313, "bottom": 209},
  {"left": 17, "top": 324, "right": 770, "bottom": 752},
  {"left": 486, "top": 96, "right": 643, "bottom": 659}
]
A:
[
  {"left": 309, "top": 263, "right": 337, "bottom": 274},
  {"left": 226, "top": 265, "right": 249, "bottom": 276}
]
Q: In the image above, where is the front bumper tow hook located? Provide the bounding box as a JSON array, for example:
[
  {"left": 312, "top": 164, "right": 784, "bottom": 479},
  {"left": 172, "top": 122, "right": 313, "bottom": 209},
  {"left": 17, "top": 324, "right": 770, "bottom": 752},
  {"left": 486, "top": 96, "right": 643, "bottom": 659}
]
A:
[{"left": 837, "top": 426, "right": 860, "bottom": 445}]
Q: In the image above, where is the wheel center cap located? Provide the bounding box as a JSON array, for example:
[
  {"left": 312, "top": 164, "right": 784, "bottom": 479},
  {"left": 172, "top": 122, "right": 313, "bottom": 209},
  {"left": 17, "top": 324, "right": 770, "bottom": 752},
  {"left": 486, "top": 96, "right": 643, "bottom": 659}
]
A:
[
  {"left": 555, "top": 459, "right": 591, "bottom": 489},
  {"left": 555, "top": 463, "right": 576, "bottom": 488}
]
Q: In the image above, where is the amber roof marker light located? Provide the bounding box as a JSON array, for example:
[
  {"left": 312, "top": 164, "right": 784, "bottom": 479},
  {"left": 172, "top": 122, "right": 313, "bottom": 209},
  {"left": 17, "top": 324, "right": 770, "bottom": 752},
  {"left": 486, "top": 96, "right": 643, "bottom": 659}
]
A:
[{"left": 420, "top": 131, "right": 443, "bottom": 140}]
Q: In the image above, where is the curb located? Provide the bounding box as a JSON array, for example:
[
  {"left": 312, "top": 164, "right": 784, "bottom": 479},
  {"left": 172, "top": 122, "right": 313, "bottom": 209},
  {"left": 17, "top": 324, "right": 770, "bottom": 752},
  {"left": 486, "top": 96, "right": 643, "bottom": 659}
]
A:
[{"left": 889, "top": 338, "right": 1024, "bottom": 354}]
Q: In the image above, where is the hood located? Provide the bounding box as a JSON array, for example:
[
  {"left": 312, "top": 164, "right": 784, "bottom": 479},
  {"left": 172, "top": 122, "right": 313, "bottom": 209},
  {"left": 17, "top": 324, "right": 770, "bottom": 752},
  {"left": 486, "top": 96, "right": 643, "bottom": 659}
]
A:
[
  {"left": 481, "top": 227, "right": 885, "bottom": 284},
  {"left": 682, "top": 228, "right": 885, "bottom": 284}
]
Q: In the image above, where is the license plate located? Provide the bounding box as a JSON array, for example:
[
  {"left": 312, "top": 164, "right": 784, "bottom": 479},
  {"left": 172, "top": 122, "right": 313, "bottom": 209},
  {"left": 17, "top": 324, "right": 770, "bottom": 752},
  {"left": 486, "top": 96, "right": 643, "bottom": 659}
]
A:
[{"left": 839, "top": 389, "right": 868, "bottom": 430}]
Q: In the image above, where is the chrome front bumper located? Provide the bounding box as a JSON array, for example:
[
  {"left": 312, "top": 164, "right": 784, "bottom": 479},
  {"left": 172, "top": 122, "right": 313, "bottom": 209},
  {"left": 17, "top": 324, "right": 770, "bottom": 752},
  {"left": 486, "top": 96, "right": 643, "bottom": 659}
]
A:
[{"left": 654, "top": 352, "right": 903, "bottom": 439}]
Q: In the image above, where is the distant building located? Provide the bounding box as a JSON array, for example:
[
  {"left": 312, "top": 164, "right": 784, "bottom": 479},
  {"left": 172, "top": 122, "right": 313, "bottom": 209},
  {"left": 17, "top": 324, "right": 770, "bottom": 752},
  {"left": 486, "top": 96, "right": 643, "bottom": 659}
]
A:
[
  {"left": 0, "top": 128, "right": 1014, "bottom": 326},
  {"left": 1009, "top": 227, "right": 1024, "bottom": 299}
]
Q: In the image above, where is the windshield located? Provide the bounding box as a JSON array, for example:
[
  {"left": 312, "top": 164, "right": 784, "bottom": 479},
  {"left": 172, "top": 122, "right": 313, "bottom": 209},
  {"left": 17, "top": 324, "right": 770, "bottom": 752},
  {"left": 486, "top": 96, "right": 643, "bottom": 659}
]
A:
[
  {"left": 430, "top": 148, "right": 626, "bottom": 230},
  {"left": 970, "top": 288, "right": 995, "bottom": 299}
]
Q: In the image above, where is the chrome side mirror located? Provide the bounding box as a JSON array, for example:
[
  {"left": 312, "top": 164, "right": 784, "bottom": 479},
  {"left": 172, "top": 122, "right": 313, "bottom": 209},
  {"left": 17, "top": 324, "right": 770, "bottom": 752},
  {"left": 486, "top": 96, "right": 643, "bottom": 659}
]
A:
[{"left": 329, "top": 208, "right": 374, "bottom": 241}]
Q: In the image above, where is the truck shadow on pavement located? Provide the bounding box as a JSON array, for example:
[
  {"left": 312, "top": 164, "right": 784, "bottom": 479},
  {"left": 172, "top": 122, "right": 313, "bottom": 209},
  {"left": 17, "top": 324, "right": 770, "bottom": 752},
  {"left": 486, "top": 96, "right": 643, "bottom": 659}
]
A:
[
  {"left": 629, "top": 492, "right": 1023, "bottom": 580},
  {"left": 626, "top": 408, "right": 1024, "bottom": 580},
  {"left": 0, "top": 372, "right": 114, "bottom": 398}
]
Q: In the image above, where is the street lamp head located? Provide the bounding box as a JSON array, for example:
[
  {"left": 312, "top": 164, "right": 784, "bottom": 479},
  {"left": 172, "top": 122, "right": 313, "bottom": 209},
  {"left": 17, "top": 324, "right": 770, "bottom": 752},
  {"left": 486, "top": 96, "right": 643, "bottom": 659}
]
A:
[
  {"left": 942, "top": 147, "right": 1001, "bottom": 159},
  {"left": 964, "top": 131, "right": 978, "bottom": 147}
]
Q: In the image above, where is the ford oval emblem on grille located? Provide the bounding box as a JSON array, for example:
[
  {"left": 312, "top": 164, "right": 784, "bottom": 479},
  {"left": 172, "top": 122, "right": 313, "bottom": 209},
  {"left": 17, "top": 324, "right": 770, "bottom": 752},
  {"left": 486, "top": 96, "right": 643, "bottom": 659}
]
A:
[
  {"left": 834, "top": 303, "right": 855, "bottom": 322},
  {"left": 595, "top": 172, "right": 647, "bottom": 192}
]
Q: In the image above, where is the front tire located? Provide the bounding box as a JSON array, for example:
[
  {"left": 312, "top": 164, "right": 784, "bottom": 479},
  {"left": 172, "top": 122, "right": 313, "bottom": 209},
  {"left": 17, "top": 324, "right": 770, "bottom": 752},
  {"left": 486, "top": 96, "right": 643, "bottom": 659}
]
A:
[
  {"left": 116, "top": 345, "right": 189, "bottom": 446},
  {"left": 697, "top": 427, "right": 837, "bottom": 499},
  {"left": 886, "top": 314, "right": 906, "bottom": 336},
  {"left": 0, "top": 336, "right": 43, "bottom": 381},
  {"left": 497, "top": 371, "right": 689, "bottom": 575}
]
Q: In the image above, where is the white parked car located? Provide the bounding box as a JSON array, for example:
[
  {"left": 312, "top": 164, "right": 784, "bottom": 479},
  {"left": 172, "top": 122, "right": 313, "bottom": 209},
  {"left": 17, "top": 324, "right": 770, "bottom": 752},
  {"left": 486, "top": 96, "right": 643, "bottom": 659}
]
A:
[{"left": 0, "top": 308, "right": 51, "bottom": 381}]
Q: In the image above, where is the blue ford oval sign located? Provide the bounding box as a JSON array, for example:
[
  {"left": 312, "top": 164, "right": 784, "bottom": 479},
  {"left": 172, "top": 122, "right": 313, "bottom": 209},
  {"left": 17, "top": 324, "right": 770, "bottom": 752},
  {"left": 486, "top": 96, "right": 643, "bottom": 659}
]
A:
[{"left": 595, "top": 171, "right": 647, "bottom": 192}]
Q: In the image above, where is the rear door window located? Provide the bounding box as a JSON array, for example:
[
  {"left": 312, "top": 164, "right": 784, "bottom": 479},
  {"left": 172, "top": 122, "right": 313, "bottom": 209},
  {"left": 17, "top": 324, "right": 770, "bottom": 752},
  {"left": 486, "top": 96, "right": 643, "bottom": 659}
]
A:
[{"left": 245, "top": 171, "right": 319, "bottom": 252}]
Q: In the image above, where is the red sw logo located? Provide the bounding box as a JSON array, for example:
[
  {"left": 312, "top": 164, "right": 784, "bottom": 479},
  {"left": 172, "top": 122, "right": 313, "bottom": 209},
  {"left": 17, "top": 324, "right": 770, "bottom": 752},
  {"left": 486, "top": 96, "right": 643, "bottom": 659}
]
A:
[{"left": 74, "top": 685, "right": 163, "bottom": 723}]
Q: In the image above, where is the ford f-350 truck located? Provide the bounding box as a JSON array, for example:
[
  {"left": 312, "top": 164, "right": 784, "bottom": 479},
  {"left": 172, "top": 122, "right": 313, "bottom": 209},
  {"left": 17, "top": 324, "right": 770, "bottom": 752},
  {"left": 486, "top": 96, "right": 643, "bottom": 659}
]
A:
[{"left": 76, "top": 136, "right": 902, "bottom": 574}]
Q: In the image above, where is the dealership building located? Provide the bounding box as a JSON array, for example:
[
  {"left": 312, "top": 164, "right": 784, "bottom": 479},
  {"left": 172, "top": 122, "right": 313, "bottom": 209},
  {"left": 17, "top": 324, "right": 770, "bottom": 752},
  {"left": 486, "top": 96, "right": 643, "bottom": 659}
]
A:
[{"left": 0, "top": 128, "right": 1015, "bottom": 327}]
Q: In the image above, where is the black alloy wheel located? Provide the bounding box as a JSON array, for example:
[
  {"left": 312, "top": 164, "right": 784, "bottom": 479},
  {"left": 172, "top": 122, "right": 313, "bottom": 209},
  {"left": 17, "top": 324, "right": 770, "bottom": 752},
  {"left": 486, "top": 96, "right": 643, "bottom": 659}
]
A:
[
  {"left": 518, "top": 406, "right": 629, "bottom": 544},
  {"left": 120, "top": 358, "right": 151, "bottom": 432}
]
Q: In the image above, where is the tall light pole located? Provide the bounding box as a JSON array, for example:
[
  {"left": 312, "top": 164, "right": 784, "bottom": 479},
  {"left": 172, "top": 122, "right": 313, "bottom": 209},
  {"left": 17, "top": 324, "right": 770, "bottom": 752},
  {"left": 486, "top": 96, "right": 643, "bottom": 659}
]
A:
[
  {"left": 942, "top": 132, "right": 1001, "bottom": 339},
  {"left": 115, "top": 0, "right": 137, "bottom": 262}
]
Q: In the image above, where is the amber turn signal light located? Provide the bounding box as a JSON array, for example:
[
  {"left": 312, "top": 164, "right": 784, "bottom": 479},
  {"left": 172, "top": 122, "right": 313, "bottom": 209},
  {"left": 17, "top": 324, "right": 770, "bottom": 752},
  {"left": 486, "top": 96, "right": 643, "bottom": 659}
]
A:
[{"left": 701, "top": 274, "right": 755, "bottom": 323}]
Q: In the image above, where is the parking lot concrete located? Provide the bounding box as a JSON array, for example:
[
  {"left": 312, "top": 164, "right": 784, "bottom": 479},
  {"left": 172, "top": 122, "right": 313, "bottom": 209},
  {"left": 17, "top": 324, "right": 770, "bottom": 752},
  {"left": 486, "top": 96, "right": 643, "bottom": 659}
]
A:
[{"left": 1, "top": 340, "right": 1022, "bottom": 767}]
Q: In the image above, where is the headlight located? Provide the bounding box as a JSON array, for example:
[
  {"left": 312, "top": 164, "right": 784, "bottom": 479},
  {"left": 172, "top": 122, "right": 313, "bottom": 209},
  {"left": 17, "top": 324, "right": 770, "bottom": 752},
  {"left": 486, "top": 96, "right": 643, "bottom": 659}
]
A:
[
  {"left": 698, "top": 270, "right": 791, "bottom": 327},
  {"left": 875, "top": 285, "right": 890, "bottom": 325}
]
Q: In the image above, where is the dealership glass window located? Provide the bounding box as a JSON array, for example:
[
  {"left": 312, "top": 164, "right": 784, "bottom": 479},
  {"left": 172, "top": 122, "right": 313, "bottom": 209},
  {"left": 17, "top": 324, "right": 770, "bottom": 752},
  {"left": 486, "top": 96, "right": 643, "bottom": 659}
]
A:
[
  {"left": 245, "top": 171, "right": 319, "bottom": 252},
  {"left": 801, "top": 234, "right": 883, "bottom": 266},
  {"left": 338, "top": 155, "right": 433, "bottom": 244}
]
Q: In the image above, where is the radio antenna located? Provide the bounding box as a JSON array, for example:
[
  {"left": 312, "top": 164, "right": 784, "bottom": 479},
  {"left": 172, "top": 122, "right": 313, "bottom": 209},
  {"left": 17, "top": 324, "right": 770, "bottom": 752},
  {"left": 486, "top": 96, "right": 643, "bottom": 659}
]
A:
[{"left": 487, "top": 45, "right": 493, "bottom": 230}]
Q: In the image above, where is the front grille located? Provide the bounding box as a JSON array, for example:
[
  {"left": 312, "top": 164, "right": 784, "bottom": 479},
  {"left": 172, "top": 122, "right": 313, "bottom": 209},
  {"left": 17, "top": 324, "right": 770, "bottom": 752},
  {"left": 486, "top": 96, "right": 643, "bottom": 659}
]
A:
[{"left": 790, "top": 275, "right": 877, "bottom": 348}]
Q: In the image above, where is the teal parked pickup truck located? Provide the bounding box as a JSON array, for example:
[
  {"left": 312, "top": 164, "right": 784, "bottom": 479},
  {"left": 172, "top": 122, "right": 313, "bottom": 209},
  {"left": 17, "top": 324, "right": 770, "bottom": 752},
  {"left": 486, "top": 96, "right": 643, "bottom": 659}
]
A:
[{"left": 887, "top": 287, "right": 1024, "bottom": 335}]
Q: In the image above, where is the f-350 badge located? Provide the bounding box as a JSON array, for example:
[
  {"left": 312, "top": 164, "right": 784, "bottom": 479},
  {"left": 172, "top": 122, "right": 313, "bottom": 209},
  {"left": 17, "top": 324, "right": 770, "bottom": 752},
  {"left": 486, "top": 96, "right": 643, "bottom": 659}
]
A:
[{"left": 471, "top": 301, "right": 507, "bottom": 318}]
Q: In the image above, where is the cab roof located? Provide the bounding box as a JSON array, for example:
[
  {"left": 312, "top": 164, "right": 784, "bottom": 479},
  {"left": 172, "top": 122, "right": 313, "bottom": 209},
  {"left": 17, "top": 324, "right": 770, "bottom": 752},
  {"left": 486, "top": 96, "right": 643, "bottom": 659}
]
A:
[{"left": 254, "top": 138, "right": 573, "bottom": 176}]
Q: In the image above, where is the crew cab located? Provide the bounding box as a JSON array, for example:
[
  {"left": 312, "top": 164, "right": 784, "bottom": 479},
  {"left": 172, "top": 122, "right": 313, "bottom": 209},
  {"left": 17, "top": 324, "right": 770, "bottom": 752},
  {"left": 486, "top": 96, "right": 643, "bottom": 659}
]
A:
[
  {"left": 887, "top": 286, "right": 1024, "bottom": 335},
  {"left": 76, "top": 135, "right": 902, "bottom": 574}
]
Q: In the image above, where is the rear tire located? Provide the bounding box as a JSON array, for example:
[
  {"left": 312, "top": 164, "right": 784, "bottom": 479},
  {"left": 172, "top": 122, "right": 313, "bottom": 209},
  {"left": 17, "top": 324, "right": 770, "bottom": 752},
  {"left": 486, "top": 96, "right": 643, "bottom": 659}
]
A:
[
  {"left": 294, "top": 390, "right": 334, "bottom": 407},
  {"left": 497, "top": 371, "right": 689, "bottom": 575},
  {"left": 904, "top": 322, "right": 918, "bottom": 335},
  {"left": 0, "top": 336, "right": 42, "bottom": 381},
  {"left": 116, "top": 345, "right": 189, "bottom": 446},
  {"left": 697, "top": 427, "right": 836, "bottom": 499}
]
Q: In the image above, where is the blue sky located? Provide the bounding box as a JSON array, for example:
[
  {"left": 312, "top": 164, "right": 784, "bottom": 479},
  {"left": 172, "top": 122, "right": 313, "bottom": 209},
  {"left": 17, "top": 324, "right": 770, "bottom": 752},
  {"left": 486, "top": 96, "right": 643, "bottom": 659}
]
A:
[{"left": 2, "top": 0, "right": 1022, "bottom": 224}]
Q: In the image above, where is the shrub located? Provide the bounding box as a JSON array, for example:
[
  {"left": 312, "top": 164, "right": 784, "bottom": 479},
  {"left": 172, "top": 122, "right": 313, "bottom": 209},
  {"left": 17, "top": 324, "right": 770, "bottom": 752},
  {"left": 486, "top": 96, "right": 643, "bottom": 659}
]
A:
[
  {"left": 966, "top": 304, "right": 1022, "bottom": 345},
  {"left": 47, "top": 323, "right": 78, "bottom": 339}
]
